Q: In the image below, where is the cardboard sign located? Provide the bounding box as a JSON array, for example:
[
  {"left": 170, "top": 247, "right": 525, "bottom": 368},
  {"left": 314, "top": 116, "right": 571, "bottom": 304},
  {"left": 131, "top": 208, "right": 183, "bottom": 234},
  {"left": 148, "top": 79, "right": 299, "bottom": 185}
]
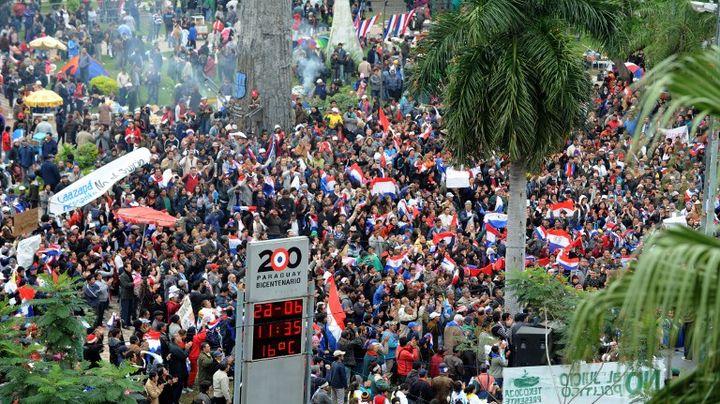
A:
[{"left": 13, "top": 208, "right": 39, "bottom": 237}]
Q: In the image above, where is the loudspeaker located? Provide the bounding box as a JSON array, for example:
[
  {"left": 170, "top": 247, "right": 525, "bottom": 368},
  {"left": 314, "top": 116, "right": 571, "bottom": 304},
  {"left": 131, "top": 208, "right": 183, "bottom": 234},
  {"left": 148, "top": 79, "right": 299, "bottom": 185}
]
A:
[{"left": 512, "top": 326, "right": 553, "bottom": 367}]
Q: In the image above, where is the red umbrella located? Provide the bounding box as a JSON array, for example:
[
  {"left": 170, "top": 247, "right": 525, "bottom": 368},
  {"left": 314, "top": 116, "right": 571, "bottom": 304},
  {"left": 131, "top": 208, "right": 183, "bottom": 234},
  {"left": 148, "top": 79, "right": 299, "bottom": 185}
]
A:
[
  {"left": 624, "top": 62, "right": 641, "bottom": 73},
  {"left": 116, "top": 207, "right": 178, "bottom": 227}
]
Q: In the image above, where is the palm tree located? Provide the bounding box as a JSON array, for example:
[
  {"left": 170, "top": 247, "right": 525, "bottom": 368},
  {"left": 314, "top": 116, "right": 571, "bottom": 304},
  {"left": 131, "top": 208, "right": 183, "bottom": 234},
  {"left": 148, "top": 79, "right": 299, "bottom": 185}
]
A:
[
  {"left": 568, "top": 47, "right": 720, "bottom": 403},
  {"left": 410, "top": 0, "right": 619, "bottom": 312}
]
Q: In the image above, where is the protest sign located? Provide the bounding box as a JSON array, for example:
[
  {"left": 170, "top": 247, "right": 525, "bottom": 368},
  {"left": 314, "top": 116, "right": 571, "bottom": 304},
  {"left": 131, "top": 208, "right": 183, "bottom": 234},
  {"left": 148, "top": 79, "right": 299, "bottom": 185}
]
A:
[
  {"left": 446, "top": 167, "right": 470, "bottom": 188},
  {"left": 13, "top": 208, "right": 39, "bottom": 236},
  {"left": 662, "top": 126, "right": 689, "bottom": 143},
  {"left": 48, "top": 148, "right": 151, "bottom": 216},
  {"left": 178, "top": 295, "right": 196, "bottom": 330}
]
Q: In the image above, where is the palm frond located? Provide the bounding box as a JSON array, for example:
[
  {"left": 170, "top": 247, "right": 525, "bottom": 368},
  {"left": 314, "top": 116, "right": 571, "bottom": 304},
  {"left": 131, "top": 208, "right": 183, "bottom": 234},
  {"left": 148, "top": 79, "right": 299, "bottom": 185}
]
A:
[
  {"left": 411, "top": 0, "right": 527, "bottom": 96},
  {"left": 567, "top": 227, "right": 720, "bottom": 402},
  {"left": 546, "top": 0, "right": 622, "bottom": 48}
]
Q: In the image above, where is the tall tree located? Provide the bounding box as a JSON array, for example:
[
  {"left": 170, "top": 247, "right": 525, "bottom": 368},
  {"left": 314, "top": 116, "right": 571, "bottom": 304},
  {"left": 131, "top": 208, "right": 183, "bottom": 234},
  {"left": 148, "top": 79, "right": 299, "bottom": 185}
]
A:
[
  {"left": 235, "top": 0, "right": 294, "bottom": 131},
  {"left": 568, "top": 47, "right": 720, "bottom": 404},
  {"left": 411, "top": 0, "right": 619, "bottom": 313}
]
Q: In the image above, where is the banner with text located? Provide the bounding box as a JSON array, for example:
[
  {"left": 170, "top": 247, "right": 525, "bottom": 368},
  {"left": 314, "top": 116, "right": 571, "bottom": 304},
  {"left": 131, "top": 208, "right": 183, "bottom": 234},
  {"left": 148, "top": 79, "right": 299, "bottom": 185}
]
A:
[
  {"left": 48, "top": 148, "right": 151, "bottom": 216},
  {"left": 503, "top": 361, "right": 665, "bottom": 404}
]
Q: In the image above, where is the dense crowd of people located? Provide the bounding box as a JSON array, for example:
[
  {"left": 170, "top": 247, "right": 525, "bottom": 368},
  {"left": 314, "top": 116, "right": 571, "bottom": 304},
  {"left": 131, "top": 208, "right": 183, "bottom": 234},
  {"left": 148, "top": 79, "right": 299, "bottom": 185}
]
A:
[{"left": 0, "top": 0, "right": 710, "bottom": 403}]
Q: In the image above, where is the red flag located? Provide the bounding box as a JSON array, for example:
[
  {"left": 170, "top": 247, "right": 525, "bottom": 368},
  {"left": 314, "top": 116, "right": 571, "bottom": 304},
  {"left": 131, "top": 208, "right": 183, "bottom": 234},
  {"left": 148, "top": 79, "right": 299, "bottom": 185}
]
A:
[
  {"left": 450, "top": 213, "right": 458, "bottom": 229},
  {"left": 379, "top": 108, "right": 391, "bottom": 134}
]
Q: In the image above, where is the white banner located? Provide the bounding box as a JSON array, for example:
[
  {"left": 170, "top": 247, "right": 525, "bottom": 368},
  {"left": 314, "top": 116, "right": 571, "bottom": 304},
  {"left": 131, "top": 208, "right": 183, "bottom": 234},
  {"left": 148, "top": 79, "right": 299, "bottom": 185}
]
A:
[
  {"left": 178, "top": 295, "right": 195, "bottom": 331},
  {"left": 17, "top": 234, "right": 41, "bottom": 268},
  {"left": 662, "top": 215, "right": 687, "bottom": 228},
  {"left": 446, "top": 167, "right": 470, "bottom": 189},
  {"left": 662, "top": 126, "right": 689, "bottom": 143},
  {"left": 48, "top": 148, "right": 151, "bottom": 216},
  {"left": 503, "top": 361, "right": 664, "bottom": 404}
]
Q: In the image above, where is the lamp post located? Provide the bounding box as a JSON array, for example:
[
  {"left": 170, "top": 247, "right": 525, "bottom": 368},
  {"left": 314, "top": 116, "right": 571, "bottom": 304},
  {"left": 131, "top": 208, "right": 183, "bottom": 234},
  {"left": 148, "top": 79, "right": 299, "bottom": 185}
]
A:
[{"left": 692, "top": 1, "right": 720, "bottom": 236}]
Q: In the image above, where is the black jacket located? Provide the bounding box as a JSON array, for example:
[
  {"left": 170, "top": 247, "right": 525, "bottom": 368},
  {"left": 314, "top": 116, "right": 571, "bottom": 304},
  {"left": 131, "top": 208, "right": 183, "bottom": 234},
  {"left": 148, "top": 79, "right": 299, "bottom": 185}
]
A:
[{"left": 166, "top": 342, "right": 189, "bottom": 378}]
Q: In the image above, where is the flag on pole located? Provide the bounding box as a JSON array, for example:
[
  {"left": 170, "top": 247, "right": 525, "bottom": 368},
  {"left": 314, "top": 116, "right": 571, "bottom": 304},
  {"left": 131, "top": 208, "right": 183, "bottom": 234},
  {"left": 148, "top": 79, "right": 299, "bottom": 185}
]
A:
[
  {"left": 356, "top": 15, "right": 377, "bottom": 39},
  {"left": 325, "top": 275, "right": 346, "bottom": 351},
  {"left": 379, "top": 108, "right": 391, "bottom": 134},
  {"left": 383, "top": 9, "right": 415, "bottom": 40}
]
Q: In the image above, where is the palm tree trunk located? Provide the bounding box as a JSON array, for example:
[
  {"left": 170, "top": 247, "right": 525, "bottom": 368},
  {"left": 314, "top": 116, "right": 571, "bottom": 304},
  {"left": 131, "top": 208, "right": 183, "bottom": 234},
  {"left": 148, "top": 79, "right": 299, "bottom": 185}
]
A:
[{"left": 505, "top": 159, "right": 528, "bottom": 314}]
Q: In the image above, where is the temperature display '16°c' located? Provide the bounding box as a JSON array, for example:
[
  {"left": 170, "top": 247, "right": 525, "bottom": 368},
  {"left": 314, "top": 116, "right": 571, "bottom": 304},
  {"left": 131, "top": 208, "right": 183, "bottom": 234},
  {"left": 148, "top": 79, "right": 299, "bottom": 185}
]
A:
[{"left": 252, "top": 298, "right": 304, "bottom": 360}]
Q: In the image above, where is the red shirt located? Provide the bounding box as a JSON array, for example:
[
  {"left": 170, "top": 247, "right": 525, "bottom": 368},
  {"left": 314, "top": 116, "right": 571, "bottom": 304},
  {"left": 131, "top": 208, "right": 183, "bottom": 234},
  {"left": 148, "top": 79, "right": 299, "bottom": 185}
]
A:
[
  {"left": 183, "top": 173, "right": 200, "bottom": 193},
  {"left": 2, "top": 131, "right": 11, "bottom": 152},
  {"left": 166, "top": 300, "right": 181, "bottom": 320},
  {"left": 124, "top": 126, "right": 141, "bottom": 145}
]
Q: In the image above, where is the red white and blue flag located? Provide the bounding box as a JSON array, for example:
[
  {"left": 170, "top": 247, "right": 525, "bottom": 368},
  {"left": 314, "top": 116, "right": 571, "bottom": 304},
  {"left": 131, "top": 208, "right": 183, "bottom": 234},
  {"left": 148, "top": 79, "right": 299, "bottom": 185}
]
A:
[
  {"left": 384, "top": 9, "right": 415, "bottom": 40},
  {"left": 321, "top": 172, "right": 337, "bottom": 194},
  {"left": 534, "top": 225, "right": 547, "bottom": 240},
  {"left": 483, "top": 212, "right": 508, "bottom": 229},
  {"left": 546, "top": 229, "right": 572, "bottom": 252},
  {"left": 347, "top": 163, "right": 365, "bottom": 184},
  {"left": 484, "top": 223, "right": 503, "bottom": 246},
  {"left": 432, "top": 231, "right": 456, "bottom": 247},
  {"left": 40, "top": 244, "right": 62, "bottom": 264},
  {"left": 441, "top": 254, "right": 456, "bottom": 272},
  {"left": 551, "top": 200, "right": 576, "bottom": 217},
  {"left": 556, "top": 249, "right": 579, "bottom": 271},
  {"left": 228, "top": 235, "right": 242, "bottom": 255},
  {"left": 370, "top": 177, "right": 397, "bottom": 197},
  {"left": 325, "top": 276, "right": 346, "bottom": 351},
  {"left": 356, "top": 15, "right": 377, "bottom": 39},
  {"left": 385, "top": 252, "right": 408, "bottom": 273}
]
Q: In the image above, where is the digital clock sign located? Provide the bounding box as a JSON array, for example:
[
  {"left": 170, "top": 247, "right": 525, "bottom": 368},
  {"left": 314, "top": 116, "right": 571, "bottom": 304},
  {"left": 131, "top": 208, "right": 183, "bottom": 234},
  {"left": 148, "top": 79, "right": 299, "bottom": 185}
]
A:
[{"left": 252, "top": 298, "right": 304, "bottom": 360}]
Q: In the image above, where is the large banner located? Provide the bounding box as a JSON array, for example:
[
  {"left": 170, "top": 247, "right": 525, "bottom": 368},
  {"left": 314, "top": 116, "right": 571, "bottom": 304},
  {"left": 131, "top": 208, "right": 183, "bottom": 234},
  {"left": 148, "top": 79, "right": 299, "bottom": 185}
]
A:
[
  {"left": 503, "top": 361, "right": 664, "bottom": 403},
  {"left": 48, "top": 148, "right": 151, "bottom": 216}
]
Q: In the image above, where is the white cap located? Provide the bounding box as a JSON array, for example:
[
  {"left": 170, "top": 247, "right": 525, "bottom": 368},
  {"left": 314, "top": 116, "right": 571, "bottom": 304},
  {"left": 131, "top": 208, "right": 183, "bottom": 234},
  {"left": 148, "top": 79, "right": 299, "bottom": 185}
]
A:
[
  {"left": 316, "top": 79, "right": 323, "bottom": 84},
  {"left": 332, "top": 107, "right": 340, "bottom": 113}
]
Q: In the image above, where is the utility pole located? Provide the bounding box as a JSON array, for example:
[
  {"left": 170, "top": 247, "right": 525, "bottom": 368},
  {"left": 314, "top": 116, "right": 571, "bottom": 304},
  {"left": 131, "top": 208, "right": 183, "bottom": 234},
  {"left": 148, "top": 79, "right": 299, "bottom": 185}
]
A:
[{"left": 701, "top": 1, "right": 720, "bottom": 236}]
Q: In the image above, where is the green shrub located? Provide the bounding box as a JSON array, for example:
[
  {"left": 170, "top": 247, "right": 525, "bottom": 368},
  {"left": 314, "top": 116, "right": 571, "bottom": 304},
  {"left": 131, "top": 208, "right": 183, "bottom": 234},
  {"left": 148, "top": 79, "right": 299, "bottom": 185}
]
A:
[
  {"left": 76, "top": 143, "right": 99, "bottom": 170},
  {"left": 90, "top": 76, "right": 119, "bottom": 96},
  {"left": 56, "top": 143, "right": 75, "bottom": 164},
  {"left": 66, "top": 0, "right": 80, "bottom": 13},
  {"left": 308, "top": 90, "right": 358, "bottom": 112}
]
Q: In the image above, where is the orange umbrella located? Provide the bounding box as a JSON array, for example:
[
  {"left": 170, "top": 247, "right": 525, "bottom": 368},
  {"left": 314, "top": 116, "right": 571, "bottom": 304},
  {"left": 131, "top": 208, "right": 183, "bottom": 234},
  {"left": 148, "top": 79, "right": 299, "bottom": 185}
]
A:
[{"left": 116, "top": 207, "right": 178, "bottom": 227}]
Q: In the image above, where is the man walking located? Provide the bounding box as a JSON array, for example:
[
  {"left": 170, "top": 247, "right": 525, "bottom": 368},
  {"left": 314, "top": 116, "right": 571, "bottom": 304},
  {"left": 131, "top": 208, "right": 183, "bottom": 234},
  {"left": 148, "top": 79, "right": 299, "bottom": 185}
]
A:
[
  {"left": 119, "top": 263, "right": 135, "bottom": 329},
  {"left": 329, "top": 350, "right": 348, "bottom": 404}
]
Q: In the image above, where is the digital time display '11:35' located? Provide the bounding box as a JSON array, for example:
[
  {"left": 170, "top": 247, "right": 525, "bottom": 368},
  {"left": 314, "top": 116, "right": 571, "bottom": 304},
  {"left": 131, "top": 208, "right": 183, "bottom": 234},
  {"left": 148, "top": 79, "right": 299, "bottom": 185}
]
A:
[{"left": 252, "top": 298, "right": 304, "bottom": 360}]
